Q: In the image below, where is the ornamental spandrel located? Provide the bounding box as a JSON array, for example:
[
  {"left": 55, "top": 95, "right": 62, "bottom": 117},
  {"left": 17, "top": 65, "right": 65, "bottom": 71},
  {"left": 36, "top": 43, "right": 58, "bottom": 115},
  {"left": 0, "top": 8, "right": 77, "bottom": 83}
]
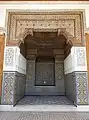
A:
[{"left": 7, "top": 11, "right": 85, "bottom": 45}]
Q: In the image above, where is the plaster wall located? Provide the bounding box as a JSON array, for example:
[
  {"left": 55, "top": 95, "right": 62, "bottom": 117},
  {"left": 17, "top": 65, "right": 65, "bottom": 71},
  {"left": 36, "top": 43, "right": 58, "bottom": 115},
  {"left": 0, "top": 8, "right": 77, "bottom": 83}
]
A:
[
  {"left": 3, "top": 46, "right": 26, "bottom": 74},
  {"left": 64, "top": 47, "right": 87, "bottom": 74}
]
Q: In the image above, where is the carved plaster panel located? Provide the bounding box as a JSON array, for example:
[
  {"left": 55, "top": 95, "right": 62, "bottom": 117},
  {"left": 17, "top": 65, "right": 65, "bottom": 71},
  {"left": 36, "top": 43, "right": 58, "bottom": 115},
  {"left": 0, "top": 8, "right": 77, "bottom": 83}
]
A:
[
  {"left": 4, "top": 47, "right": 14, "bottom": 67},
  {"left": 76, "top": 47, "right": 86, "bottom": 66},
  {"left": 4, "top": 46, "right": 26, "bottom": 74},
  {"left": 7, "top": 11, "right": 84, "bottom": 45}
]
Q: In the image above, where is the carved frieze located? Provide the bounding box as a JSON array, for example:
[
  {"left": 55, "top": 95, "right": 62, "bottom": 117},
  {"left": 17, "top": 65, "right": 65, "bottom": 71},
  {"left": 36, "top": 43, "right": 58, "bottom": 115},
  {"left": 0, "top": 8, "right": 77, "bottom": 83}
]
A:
[
  {"left": 7, "top": 11, "right": 84, "bottom": 45},
  {"left": 4, "top": 47, "right": 14, "bottom": 67},
  {"left": 76, "top": 47, "right": 86, "bottom": 66}
]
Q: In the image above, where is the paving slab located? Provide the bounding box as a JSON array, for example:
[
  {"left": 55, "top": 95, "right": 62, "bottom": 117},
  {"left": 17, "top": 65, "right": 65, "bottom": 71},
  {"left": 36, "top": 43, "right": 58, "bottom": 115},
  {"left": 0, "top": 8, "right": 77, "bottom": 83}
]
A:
[{"left": 0, "top": 112, "right": 89, "bottom": 120}]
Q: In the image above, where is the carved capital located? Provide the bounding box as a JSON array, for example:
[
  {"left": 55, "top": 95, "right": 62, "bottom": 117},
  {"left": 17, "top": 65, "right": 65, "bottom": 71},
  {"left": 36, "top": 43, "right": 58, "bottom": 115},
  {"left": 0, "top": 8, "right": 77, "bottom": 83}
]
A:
[
  {"left": 53, "top": 49, "right": 64, "bottom": 61},
  {"left": 53, "top": 49, "right": 64, "bottom": 55},
  {"left": 27, "top": 55, "right": 37, "bottom": 60},
  {"left": 55, "top": 55, "right": 64, "bottom": 61},
  {"left": 26, "top": 49, "right": 37, "bottom": 60}
]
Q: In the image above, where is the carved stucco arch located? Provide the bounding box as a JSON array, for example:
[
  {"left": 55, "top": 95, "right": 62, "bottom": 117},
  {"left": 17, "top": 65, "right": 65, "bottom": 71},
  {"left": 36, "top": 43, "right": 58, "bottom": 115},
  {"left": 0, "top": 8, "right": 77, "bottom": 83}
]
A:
[
  {"left": 6, "top": 10, "right": 85, "bottom": 46},
  {"left": 18, "top": 28, "right": 73, "bottom": 47},
  {"left": 58, "top": 28, "right": 73, "bottom": 46},
  {"left": 18, "top": 28, "right": 33, "bottom": 43}
]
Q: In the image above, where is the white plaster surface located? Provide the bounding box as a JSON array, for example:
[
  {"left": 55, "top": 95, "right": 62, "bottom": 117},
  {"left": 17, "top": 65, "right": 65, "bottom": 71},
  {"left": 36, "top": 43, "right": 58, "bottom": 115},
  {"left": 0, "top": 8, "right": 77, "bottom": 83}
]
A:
[
  {"left": 3, "top": 46, "right": 87, "bottom": 75},
  {"left": 64, "top": 47, "right": 87, "bottom": 74},
  {"left": 3, "top": 46, "right": 26, "bottom": 74},
  {"left": 0, "top": 1, "right": 89, "bottom": 28}
]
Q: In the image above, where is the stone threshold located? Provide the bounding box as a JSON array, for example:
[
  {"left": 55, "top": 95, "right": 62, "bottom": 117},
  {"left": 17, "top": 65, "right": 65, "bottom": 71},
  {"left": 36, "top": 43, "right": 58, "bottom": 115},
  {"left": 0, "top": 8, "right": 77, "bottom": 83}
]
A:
[{"left": 0, "top": 105, "right": 89, "bottom": 111}]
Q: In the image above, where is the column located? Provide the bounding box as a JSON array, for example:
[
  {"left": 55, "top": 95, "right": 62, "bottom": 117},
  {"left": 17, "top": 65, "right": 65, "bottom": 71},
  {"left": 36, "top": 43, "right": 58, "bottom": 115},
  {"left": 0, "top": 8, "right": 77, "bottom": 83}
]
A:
[
  {"left": 53, "top": 49, "right": 65, "bottom": 95},
  {"left": 25, "top": 49, "right": 37, "bottom": 95}
]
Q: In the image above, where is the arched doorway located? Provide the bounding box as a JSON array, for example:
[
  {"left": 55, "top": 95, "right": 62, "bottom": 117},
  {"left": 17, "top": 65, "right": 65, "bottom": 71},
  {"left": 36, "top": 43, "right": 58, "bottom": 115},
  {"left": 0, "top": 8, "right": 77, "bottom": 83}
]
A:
[
  {"left": 2, "top": 11, "right": 88, "bottom": 106},
  {"left": 25, "top": 32, "right": 72, "bottom": 95},
  {"left": 16, "top": 31, "right": 73, "bottom": 105}
]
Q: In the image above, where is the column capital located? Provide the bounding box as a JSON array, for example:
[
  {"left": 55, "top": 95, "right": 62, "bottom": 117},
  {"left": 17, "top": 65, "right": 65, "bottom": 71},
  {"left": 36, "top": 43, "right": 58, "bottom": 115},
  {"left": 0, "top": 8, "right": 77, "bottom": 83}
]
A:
[
  {"left": 27, "top": 49, "right": 37, "bottom": 60},
  {"left": 53, "top": 49, "right": 64, "bottom": 61}
]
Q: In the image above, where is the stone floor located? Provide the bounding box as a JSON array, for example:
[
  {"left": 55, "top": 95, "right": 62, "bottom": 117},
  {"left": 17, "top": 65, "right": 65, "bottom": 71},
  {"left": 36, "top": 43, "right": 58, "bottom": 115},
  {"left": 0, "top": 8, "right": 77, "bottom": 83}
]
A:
[
  {"left": 0, "top": 112, "right": 89, "bottom": 120},
  {"left": 17, "top": 96, "right": 73, "bottom": 105}
]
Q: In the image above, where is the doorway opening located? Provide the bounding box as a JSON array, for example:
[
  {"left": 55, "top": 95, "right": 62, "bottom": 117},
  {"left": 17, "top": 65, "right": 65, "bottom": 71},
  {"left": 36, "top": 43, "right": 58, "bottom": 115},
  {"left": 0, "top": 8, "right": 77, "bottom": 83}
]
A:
[{"left": 17, "top": 31, "right": 73, "bottom": 105}]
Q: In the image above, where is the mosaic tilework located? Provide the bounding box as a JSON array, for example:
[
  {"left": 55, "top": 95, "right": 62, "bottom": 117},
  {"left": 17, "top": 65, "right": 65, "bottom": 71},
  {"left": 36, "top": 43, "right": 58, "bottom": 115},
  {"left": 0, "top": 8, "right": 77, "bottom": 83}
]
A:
[
  {"left": 1, "top": 72, "right": 16, "bottom": 105},
  {"left": 75, "top": 72, "right": 88, "bottom": 105},
  {"left": 0, "top": 112, "right": 89, "bottom": 120},
  {"left": 17, "top": 96, "right": 73, "bottom": 105},
  {"left": 55, "top": 61, "right": 64, "bottom": 81},
  {"left": 2, "top": 72, "right": 26, "bottom": 105},
  {"left": 1, "top": 71, "right": 88, "bottom": 105},
  {"left": 65, "top": 71, "right": 88, "bottom": 105},
  {"left": 15, "top": 72, "right": 26, "bottom": 104}
]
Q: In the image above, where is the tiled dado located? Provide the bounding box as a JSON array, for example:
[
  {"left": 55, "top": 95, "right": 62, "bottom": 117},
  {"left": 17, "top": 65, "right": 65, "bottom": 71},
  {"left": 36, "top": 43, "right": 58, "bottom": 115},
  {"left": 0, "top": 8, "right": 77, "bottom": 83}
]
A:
[
  {"left": 65, "top": 71, "right": 88, "bottom": 106},
  {"left": 1, "top": 72, "right": 26, "bottom": 105},
  {"left": 75, "top": 72, "right": 88, "bottom": 105}
]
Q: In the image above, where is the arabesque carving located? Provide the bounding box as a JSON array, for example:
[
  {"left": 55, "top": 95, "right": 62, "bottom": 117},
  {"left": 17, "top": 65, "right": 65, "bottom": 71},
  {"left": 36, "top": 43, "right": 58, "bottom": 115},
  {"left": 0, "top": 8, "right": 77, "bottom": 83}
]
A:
[{"left": 7, "top": 11, "right": 85, "bottom": 46}]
